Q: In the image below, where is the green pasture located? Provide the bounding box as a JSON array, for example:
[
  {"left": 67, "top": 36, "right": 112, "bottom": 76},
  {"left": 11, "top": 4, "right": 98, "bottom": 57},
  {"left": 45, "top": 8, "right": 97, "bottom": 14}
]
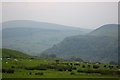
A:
[{"left": 2, "top": 58, "right": 120, "bottom": 78}]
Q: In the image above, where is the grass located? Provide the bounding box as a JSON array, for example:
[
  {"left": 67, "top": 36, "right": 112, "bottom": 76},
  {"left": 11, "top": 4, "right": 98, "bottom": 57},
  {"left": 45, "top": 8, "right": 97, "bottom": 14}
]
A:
[
  {"left": 1, "top": 48, "right": 32, "bottom": 58},
  {"left": 1, "top": 48, "right": 120, "bottom": 78},
  {"left": 2, "top": 58, "right": 120, "bottom": 78}
]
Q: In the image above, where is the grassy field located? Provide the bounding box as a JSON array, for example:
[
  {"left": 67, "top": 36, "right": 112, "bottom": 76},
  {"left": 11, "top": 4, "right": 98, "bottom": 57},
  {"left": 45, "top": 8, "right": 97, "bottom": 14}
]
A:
[
  {"left": 2, "top": 58, "right": 120, "bottom": 78},
  {"left": 1, "top": 49, "right": 120, "bottom": 78}
]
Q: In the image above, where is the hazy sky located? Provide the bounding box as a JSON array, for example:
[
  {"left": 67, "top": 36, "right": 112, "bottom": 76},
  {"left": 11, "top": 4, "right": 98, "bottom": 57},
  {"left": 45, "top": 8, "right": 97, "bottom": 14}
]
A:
[{"left": 1, "top": 2, "right": 118, "bottom": 29}]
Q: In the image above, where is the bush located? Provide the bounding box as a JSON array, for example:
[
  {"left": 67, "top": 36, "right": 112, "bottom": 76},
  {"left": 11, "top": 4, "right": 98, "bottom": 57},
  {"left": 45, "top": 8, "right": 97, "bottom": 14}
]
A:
[
  {"left": 104, "top": 65, "right": 107, "bottom": 68},
  {"left": 74, "top": 63, "right": 80, "bottom": 66},
  {"left": 82, "top": 65, "right": 86, "bottom": 68},
  {"left": 116, "top": 66, "right": 119, "bottom": 68},
  {"left": 85, "top": 70, "right": 94, "bottom": 73},
  {"left": 70, "top": 72, "right": 75, "bottom": 75},
  {"left": 72, "top": 67, "right": 77, "bottom": 70},
  {"left": 100, "top": 70, "right": 115, "bottom": 75},
  {"left": 29, "top": 72, "right": 32, "bottom": 75},
  {"left": 68, "top": 69, "right": 72, "bottom": 72},
  {"left": 35, "top": 72, "right": 44, "bottom": 75},
  {"left": 6, "top": 69, "right": 14, "bottom": 73},
  {"left": 108, "top": 66, "right": 113, "bottom": 69},
  {"left": 25, "top": 65, "right": 48, "bottom": 70},
  {"left": 77, "top": 70, "right": 84, "bottom": 73},
  {"left": 57, "top": 69, "right": 63, "bottom": 71},
  {"left": 2, "top": 69, "right": 6, "bottom": 73},
  {"left": 2, "top": 69, "right": 14, "bottom": 74},
  {"left": 93, "top": 65, "right": 99, "bottom": 69},
  {"left": 87, "top": 65, "right": 91, "bottom": 68},
  {"left": 70, "top": 63, "right": 73, "bottom": 65},
  {"left": 11, "top": 66, "right": 15, "bottom": 68}
]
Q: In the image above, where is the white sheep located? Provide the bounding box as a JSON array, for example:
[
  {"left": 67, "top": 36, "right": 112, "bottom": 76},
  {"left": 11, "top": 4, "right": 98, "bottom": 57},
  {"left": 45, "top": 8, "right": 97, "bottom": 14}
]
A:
[
  {"left": 7, "top": 58, "right": 10, "bottom": 59},
  {"left": 29, "top": 60, "right": 32, "bottom": 62},
  {"left": 14, "top": 59, "right": 18, "bottom": 61}
]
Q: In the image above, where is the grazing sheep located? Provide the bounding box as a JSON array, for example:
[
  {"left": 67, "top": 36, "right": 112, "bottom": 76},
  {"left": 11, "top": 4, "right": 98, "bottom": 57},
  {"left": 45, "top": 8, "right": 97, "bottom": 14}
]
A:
[
  {"left": 0, "top": 58, "right": 2, "bottom": 60},
  {"left": 29, "top": 60, "right": 32, "bottom": 62},
  {"left": 118, "top": 69, "right": 120, "bottom": 71},
  {"left": 7, "top": 58, "right": 10, "bottom": 60},
  {"left": 6, "top": 62, "right": 8, "bottom": 64},
  {"left": 14, "top": 59, "right": 18, "bottom": 61}
]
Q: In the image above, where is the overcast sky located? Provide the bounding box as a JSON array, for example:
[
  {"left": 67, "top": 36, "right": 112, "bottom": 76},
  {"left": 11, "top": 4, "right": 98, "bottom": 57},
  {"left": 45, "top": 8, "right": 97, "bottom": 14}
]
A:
[{"left": 1, "top": 2, "right": 118, "bottom": 29}]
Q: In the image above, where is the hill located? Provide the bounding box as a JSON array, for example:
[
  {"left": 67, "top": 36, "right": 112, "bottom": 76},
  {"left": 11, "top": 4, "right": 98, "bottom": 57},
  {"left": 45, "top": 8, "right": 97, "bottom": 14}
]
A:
[
  {"left": 89, "top": 24, "right": 118, "bottom": 37},
  {"left": 2, "top": 20, "right": 91, "bottom": 56},
  {"left": 42, "top": 24, "right": 119, "bottom": 64},
  {"left": 1, "top": 48, "right": 32, "bottom": 58}
]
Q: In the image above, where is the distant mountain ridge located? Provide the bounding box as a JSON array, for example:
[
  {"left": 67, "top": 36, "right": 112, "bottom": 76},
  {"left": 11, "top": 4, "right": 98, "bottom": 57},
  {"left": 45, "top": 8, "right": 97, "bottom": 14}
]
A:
[
  {"left": 2, "top": 20, "right": 90, "bottom": 31},
  {"left": 2, "top": 20, "right": 91, "bottom": 56},
  {"left": 42, "top": 24, "right": 119, "bottom": 64}
]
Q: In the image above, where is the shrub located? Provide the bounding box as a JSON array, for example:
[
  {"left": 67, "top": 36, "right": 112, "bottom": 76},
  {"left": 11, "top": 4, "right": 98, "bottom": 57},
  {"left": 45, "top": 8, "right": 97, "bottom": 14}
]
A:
[
  {"left": 47, "top": 65, "right": 55, "bottom": 69},
  {"left": 29, "top": 72, "right": 32, "bottom": 75},
  {"left": 25, "top": 65, "right": 48, "bottom": 70},
  {"left": 2, "top": 69, "right": 14, "bottom": 74},
  {"left": 35, "top": 72, "right": 44, "bottom": 75},
  {"left": 11, "top": 66, "right": 15, "bottom": 68},
  {"left": 70, "top": 63, "right": 73, "bottom": 65},
  {"left": 72, "top": 67, "right": 77, "bottom": 70},
  {"left": 104, "top": 65, "right": 107, "bottom": 68},
  {"left": 108, "top": 66, "right": 113, "bottom": 69},
  {"left": 77, "top": 70, "right": 84, "bottom": 73},
  {"left": 87, "top": 65, "right": 91, "bottom": 68},
  {"left": 85, "top": 70, "right": 94, "bottom": 73},
  {"left": 70, "top": 72, "right": 75, "bottom": 75},
  {"left": 57, "top": 69, "right": 63, "bottom": 71},
  {"left": 68, "top": 69, "right": 72, "bottom": 72},
  {"left": 74, "top": 63, "right": 80, "bottom": 66},
  {"left": 116, "top": 66, "right": 119, "bottom": 68},
  {"left": 100, "top": 70, "right": 115, "bottom": 75},
  {"left": 7, "top": 69, "right": 14, "bottom": 73},
  {"left": 82, "top": 65, "right": 86, "bottom": 68},
  {"left": 2, "top": 69, "right": 6, "bottom": 73},
  {"left": 93, "top": 65, "right": 99, "bottom": 69}
]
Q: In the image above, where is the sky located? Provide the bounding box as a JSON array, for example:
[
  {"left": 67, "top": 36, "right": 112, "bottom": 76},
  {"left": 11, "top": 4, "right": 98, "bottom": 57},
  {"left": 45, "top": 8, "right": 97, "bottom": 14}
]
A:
[{"left": 1, "top": 2, "right": 118, "bottom": 29}]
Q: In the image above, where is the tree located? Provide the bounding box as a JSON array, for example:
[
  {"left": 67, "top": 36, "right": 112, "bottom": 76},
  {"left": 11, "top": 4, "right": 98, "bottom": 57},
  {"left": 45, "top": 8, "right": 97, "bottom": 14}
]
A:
[{"left": 56, "top": 60, "right": 60, "bottom": 64}]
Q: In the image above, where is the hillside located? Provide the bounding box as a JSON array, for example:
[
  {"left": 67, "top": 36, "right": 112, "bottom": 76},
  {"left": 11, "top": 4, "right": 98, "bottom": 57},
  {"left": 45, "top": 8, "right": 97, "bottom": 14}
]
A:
[
  {"left": 2, "top": 20, "right": 91, "bottom": 56},
  {"left": 1, "top": 48, "right": 32, "bottom": 58},
  {"left": 42, "top": 24, "right": 119, "bottom": 64},
  {"left": 89, "top": 24, "right": 118, "bottom": 37}
]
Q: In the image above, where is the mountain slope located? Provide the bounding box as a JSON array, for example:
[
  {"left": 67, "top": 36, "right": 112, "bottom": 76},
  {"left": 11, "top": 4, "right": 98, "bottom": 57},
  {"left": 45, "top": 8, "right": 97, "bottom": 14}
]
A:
[
  {"left": 1, "top": 48, "right": 32, "bottom": 58},
  {"left": 42, "top": 24, "right": 119, "bottom": 64},
  {"left": 89, "top": 24, "right": 118, "bottom": 37},
  {"left": 2, "top": 20, "right": 91, "bottom": 56}
]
